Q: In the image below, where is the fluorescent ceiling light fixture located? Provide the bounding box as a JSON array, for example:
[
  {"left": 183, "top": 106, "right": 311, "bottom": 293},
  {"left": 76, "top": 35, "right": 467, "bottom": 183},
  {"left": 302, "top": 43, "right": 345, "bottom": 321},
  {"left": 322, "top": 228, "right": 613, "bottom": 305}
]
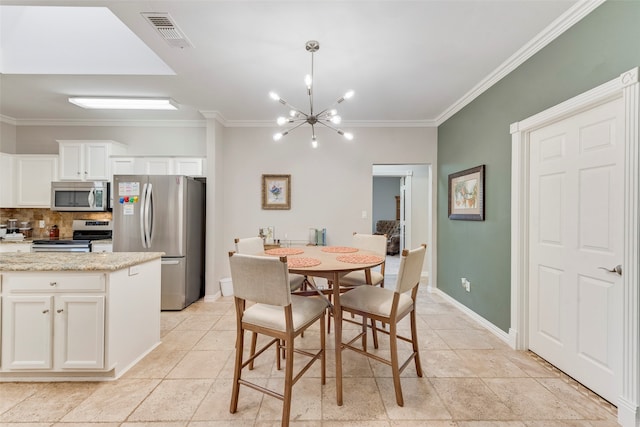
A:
[{"left": 68, "top": 97, "right": 178, "bottom": 110}]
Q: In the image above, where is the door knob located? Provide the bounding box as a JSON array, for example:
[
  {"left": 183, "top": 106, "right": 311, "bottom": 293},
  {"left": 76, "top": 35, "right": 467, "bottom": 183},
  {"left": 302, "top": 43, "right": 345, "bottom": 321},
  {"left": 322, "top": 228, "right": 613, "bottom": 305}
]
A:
[{"left": 598, "top": 265, "right": 622, "bottom": 276}]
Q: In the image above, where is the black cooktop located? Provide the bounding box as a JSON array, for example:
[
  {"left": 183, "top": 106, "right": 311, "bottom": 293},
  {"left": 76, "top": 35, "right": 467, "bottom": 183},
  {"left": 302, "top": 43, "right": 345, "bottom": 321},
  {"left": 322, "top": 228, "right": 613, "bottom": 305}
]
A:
[{"left": 32, "top": 239, "right": 91, "bottom": 245}]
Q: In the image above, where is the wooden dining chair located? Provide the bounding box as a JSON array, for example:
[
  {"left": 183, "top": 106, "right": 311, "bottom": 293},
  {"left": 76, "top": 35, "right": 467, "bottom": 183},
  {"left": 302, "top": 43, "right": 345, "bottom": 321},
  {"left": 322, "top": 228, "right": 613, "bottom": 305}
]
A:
[
  {"left": 228, "top": 252, "right": 327, "bottom": 427},
  {"left": 327, "top": 232, "right": 388, "bottom": 335},
  {"left": 339, "top": 232, "right": 388, "bottom": 288},
  {"left": 339, "top": 244, "right": 426, "bottom": 406},
  {"left": 235, "top": 237, "right": 306, "bottom": 291}
]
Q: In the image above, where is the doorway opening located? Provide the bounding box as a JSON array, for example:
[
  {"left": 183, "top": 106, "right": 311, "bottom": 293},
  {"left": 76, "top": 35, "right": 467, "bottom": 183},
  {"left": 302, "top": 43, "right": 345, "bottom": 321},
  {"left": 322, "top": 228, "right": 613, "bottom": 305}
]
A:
[{"left": 372, "top": 164, "right": 431, "bottom": 280}]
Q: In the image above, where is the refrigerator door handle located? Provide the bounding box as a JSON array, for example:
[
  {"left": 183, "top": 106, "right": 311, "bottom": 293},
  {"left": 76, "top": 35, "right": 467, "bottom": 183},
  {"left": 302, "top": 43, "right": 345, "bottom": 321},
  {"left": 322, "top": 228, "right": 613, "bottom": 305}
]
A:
[
  {"left": 145, "top": 183, "right": 154, "bottom": 247},
  {"left": 140, "top": 183, "right": 148, "bottom": 248}
]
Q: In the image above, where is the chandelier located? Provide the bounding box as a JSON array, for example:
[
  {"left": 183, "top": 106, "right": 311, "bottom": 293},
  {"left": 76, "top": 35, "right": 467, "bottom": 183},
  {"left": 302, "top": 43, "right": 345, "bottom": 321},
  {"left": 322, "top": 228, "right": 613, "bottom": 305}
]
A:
[{"left": 269, "top": 40, "right": 354, "bottom": 148}]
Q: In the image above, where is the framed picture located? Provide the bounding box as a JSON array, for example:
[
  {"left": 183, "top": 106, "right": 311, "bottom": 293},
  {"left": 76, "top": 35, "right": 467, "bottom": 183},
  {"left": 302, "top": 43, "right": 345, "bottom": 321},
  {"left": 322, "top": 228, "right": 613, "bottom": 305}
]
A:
[
  {"left": 262, "top": 174, "right": 291, "bottom": 210},
  {"left": 448, "top": 165, "right": 485, "bottom": 221}
]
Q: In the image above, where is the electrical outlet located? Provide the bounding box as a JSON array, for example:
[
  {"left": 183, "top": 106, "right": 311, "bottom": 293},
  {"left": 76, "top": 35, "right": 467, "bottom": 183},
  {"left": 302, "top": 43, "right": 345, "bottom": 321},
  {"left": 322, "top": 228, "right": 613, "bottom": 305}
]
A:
[
  {"left": 461, "top": 278, "right": 470, "bottom": 292},
  {"left": 39, "top": 220, "right": 45, "bottom": 228}
]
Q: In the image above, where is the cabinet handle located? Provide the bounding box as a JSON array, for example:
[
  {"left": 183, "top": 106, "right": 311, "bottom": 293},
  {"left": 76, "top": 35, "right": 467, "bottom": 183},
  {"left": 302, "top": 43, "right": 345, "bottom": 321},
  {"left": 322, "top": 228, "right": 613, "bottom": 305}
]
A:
[
  {"left": 49, "top": 282, "right": 57, "bottom": 287},
  {"left": 56, "top": 309, "right": 64, "bottom": 313},
  {"left": 84, "top": 171, "right": 88, "bottom": 174},
  {"left": 42, "top": 309, "right": 49, "bottom": 314}
]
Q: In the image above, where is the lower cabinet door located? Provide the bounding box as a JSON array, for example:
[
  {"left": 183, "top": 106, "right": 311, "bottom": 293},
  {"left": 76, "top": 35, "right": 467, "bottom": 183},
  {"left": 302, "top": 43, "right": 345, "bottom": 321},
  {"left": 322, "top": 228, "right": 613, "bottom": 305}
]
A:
[
  {"left": 3, "top": 295, "right": 54, "bottom": 369},
  {"left": 1, "top": 295, "right": 105, "bottom": 371},
  {"left": 56, "top": 295, "right": 105, "bottom": 369}
]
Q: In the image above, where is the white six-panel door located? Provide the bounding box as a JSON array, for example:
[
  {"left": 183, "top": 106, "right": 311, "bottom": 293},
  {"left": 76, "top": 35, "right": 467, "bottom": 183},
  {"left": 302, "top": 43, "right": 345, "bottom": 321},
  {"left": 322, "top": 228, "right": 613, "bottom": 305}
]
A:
[{"left": 528, "top": 97, "right": 624, "bottom": 404}]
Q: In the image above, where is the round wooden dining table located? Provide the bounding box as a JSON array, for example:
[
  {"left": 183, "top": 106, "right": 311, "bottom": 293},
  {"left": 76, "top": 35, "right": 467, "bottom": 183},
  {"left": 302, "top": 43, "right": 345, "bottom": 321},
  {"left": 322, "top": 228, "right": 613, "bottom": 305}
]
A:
[{"left": 263, "top": 244, "right": 385, "bottom": 406}]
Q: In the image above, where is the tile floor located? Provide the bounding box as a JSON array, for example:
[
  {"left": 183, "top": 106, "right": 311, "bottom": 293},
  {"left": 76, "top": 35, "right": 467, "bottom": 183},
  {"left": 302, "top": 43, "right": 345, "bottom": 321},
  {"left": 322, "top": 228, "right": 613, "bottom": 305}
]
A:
[{"left": 0, "top": 273, "right": 619, "bottom": 426}]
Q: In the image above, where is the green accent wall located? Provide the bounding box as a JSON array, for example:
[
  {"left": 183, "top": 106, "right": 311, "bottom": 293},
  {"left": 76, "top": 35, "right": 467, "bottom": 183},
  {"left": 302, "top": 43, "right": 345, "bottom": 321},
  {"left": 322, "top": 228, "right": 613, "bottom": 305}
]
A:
[{"left": 437, "top": 0, "right": 640, "bottom": 332}]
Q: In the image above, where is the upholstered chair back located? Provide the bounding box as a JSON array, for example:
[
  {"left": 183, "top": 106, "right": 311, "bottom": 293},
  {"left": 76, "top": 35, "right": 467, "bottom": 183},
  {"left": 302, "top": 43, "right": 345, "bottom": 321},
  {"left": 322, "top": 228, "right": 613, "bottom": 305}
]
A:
[
  {"left": 234, "top": 237, "right": 265, "bottom": 255},
  {"left": 352, "top": 233, "right": 387, "bottom": 257},
  {"left": 229, "top": 253, "right": 292, "bottom": 307},
  {"left": 395, "top": 244, "right": 426, "bottom": 295}
]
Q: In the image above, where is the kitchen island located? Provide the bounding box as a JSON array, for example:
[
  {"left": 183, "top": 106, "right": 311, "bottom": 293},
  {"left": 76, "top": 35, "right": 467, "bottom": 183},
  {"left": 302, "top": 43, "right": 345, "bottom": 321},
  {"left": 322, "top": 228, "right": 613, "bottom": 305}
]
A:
[{"left": 0, "top": 252, "right": 163, "bottom": 381}]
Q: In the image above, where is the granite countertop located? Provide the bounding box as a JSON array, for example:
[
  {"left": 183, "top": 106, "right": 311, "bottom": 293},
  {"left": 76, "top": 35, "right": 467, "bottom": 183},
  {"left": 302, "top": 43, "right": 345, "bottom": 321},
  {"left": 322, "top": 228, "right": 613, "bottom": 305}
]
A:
[
  {"left": 0, "top": 252, "right": 164, "bottom": 272},
  {"left": 0, "top": 238, "right": 35, "bottom": 244}
]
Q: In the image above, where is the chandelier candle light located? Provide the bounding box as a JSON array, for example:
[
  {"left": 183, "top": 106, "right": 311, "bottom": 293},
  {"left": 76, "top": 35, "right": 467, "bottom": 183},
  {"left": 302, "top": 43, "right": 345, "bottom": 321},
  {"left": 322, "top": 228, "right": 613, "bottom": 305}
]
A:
[{"left": 270, "top": 40, "right": 354, "bottom": 148}]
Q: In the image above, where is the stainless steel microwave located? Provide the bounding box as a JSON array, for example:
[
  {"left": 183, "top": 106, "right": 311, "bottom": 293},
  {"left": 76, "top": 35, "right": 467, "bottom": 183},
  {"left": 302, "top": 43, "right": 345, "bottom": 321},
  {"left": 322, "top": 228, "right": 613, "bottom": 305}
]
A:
[{"left": 51, "top": 181, "right": 110, "bottom": 211}]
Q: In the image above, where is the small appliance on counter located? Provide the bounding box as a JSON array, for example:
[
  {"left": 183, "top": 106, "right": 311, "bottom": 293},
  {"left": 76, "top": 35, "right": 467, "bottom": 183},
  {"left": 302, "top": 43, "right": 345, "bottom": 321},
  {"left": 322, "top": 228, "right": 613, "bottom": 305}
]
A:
[
  {"left": 6, "top": 218, "right": 18, "bottom": 234},
  {"left": 32, "top": 220, "right": 112, "bottom": 253}
]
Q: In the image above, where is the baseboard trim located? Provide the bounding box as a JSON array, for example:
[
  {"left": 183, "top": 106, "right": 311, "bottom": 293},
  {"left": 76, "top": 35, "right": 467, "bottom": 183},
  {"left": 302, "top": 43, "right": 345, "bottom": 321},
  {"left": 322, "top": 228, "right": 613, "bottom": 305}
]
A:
[
  {"left": 204, "top": 292, "right": 222, "bottom": 302},
  {"left": 427, "top": 286, "right": 511, "bottom": 346}
]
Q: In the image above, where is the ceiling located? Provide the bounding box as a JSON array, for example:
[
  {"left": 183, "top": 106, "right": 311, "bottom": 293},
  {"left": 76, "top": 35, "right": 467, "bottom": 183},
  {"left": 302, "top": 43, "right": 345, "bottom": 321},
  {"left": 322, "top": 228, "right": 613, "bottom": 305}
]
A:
[{"left": 0, "top": 0, "right": 587, "bottom": 127}]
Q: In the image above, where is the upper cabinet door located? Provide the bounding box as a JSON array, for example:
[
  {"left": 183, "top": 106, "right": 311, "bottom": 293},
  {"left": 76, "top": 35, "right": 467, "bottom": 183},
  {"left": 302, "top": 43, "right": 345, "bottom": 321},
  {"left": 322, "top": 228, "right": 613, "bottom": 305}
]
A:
[
  {"left": 15, "top": 155, "right": 58, "bottom": 207},
  {"left": 84, "top": 143, "right": 110, "bottom": 180},
  {"left": 58, "top": 140, "right": 126, "bottom": 181},
  {"left": 174, "top": 158, "right": 204, "bottom": 176},
  {"left": 58, "top": 142, "right": 83, "bottom": 180}
]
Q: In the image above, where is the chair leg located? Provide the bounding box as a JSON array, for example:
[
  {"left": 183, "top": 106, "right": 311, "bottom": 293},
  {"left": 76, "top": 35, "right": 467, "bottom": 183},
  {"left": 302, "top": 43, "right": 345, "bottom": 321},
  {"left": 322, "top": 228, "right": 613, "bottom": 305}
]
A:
[
  {"left": 410, "top": 309, "right": 423, "bottom": 377},
  {"left": 320, "top": 312, "right": 326, "bottom": 385},
  {"left": 389, "top": 322, "right": 404, "bottom": 406},
  {"left": 230, "top": 325, "right": 245, "bottom": 413},
  {"left": 281, "top": 335, "right": 295, "bottom": 427},
  {"left": 370, "top": 318, "right": 379, "bottom": 349},
  {"left": 327, "top": 290, "right": 333, "bottom": 334},
  {"left": 249, "top": 331, "right": 258, "bottom": 370},
  {"left": 361, "top": 315, "right": 367, "bottom": 350}
]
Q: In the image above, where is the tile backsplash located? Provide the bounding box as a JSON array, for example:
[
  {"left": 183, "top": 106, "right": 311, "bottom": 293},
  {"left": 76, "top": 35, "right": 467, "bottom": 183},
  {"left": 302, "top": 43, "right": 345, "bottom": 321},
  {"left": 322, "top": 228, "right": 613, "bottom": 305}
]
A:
[{"left": 1, "top": 208, "right": 112, "bottom": 239}]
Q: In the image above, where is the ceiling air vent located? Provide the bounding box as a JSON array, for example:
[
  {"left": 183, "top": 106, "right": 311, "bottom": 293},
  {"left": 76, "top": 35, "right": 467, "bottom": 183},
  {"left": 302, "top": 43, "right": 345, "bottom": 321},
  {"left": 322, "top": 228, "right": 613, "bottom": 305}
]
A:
[{"left": 141, "top": 12, "right": 193, "bottom": 49}]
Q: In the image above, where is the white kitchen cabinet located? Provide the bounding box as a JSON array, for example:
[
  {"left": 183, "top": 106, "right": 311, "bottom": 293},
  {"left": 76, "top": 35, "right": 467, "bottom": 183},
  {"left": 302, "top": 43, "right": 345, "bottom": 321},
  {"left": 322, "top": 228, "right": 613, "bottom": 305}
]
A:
[
  {"left": 0, "top": 243, "right": 32, "bottom": 253},
  {"left": 15, "top": 155, "right": 58, "bottom": 207},
  {"left": 111, "top": 157, "right": 136, "bottom": 176},
  {"left": 91, "top": 242, "right": 113, "bottom": 253},
  {"left": 58, "top": 140, "right": 126, "bottom": 181},
  {"left": 0, "top": 256, "right": 161, "bottom": 381},
  {"left": 111, "top": 156, "right": 206, "bottom": 177},
  {"left": 174, "top": 157, "right": 204, "bottom": 176},
  {"left": 3, "top": 295, "right": 52, "bottom": 369},
  {"left": 0, "top": 153, "right": 14, "bottom": 207},
  {"left": 142, "top": 157, "right": 173, "bottom": 174},
  {"left": 1, "top": 273, "right": 106, "bottom": 371}
]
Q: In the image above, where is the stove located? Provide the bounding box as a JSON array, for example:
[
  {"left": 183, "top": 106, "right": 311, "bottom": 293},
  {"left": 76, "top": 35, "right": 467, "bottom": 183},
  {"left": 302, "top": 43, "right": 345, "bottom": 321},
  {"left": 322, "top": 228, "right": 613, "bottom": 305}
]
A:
[{"left": 32, "top": 220, "right": 112, "bottom": 253}]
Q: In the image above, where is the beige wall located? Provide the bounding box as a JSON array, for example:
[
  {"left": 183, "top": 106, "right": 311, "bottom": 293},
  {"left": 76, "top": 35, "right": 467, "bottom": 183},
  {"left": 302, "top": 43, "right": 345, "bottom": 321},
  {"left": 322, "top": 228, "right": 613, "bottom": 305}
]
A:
[
  {"left": 11, "top": 124, "right": 206, "bottom": 156},
  {"left": 208, "top": 123, "right": 437, "bottom": 295},
  {"left": 0, "top": 121, "right": 17, "bottom": 153}
]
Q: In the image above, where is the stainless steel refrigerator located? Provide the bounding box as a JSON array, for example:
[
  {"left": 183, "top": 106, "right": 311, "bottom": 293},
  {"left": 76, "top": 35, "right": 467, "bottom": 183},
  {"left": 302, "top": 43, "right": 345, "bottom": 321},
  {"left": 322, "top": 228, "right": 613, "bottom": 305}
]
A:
[{"left": 112, "top": 175, "right": 205, "bottom": 310}]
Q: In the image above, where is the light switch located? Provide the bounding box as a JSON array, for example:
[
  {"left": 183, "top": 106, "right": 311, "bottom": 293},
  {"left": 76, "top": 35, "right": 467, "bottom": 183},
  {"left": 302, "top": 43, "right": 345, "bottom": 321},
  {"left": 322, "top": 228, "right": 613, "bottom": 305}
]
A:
[{"left": 361, "top": 210, "right": 367, "bottom": 219}]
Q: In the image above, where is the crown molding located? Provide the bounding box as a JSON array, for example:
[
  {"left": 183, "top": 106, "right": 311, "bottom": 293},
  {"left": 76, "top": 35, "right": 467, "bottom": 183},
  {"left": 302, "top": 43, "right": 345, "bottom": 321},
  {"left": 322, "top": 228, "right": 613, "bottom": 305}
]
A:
[
  {"left": 199, "top": 110, "right": 228, "bottom": 125},
  {"left": 200, "top": 111, "right": 436, "bottom": 128},
  {"left": 222, "top": 119, "right": 436, "bottom": 128},
  {"left": 0, "top": 115, "right": 18, "bottom": 126},
  {"left": 435, "top": 0, "right": 607, "bottom": 126}
]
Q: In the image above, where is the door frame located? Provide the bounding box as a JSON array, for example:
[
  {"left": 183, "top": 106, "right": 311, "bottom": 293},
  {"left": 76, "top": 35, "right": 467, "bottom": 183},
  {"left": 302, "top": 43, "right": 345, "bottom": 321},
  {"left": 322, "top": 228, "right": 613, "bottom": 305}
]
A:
[{"left": 510, "top": 68, "right": 639, "bottom": 427}]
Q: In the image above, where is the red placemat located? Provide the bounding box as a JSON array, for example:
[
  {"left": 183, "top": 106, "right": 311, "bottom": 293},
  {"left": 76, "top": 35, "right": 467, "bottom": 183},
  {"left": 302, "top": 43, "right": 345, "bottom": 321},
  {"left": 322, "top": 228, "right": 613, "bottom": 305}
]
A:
[
  {"left": 321, "top": 246, "right": 359, "bottom": 253},
  {"left": 336, "top": 254, "right": 384, "bottom": 264},
  {"left": 287, "top": 257, "right": 321, "bottom": 268},
  {"left": 265, "top": 248, "right": 304, "bottom": 256}
]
